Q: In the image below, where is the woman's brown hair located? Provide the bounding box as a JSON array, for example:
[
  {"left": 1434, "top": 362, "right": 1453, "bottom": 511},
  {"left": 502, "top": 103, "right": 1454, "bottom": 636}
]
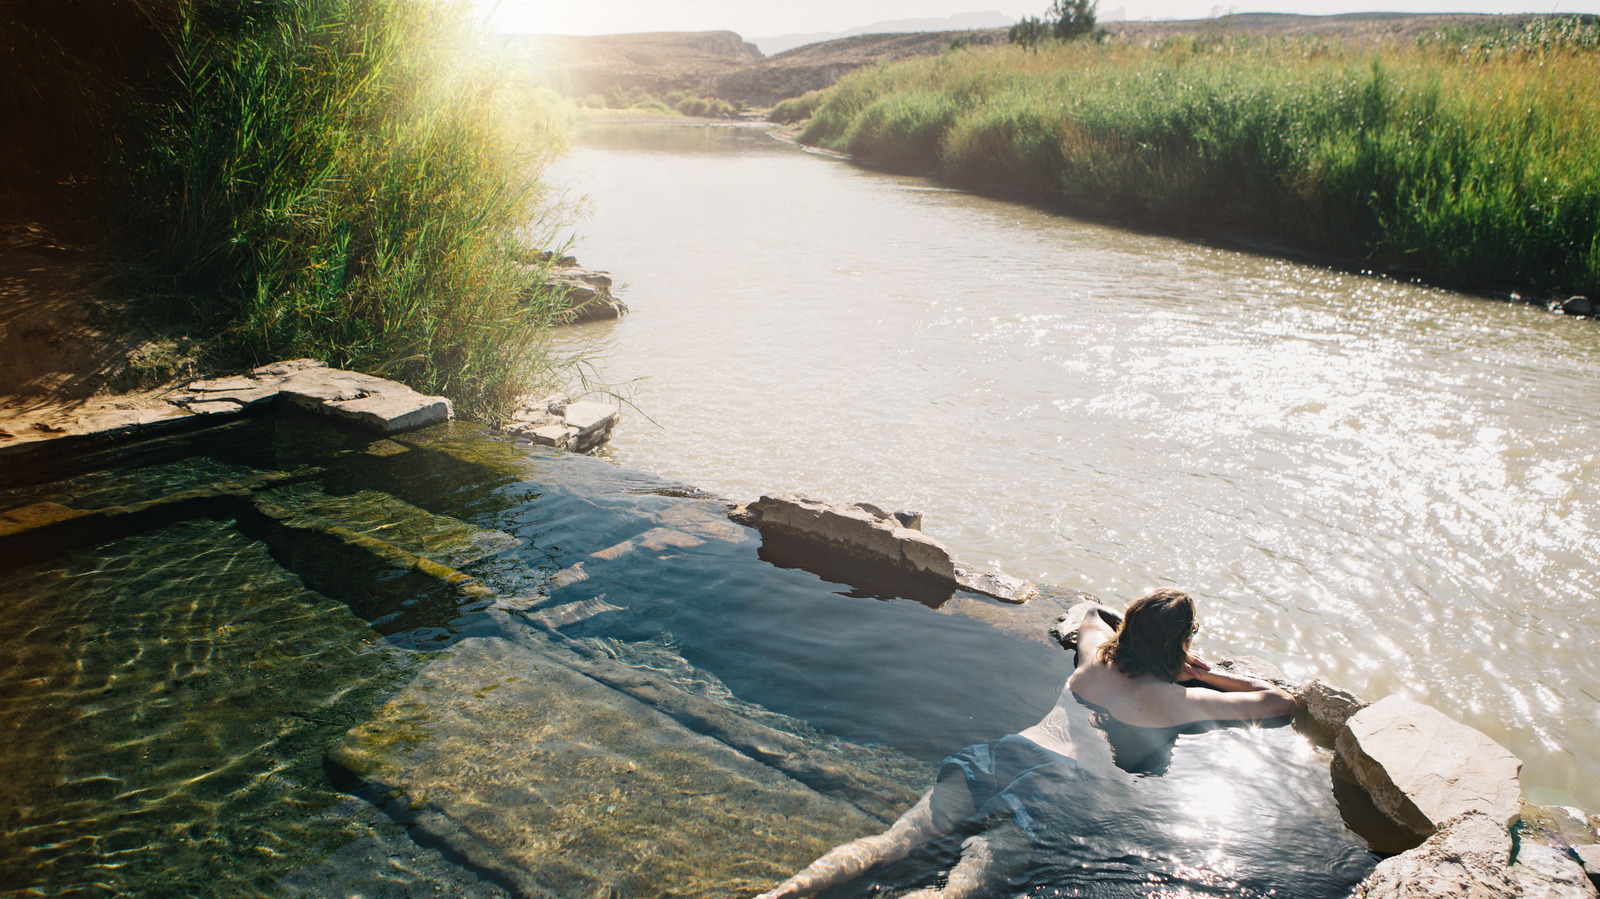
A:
[{"left": 1095, "top": 588, "right": 1195, "bottom": 681}]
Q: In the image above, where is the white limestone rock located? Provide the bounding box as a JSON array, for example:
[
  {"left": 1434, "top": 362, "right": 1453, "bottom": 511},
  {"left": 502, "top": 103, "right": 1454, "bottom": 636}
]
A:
[
  {"left": 561, "top": 401, "right": 618, "bottom": 452},
  {"left": 1297, "top": 678, "right": 1370, "bottom": 739},
  {"left": 953, "top": 564, "right": 1037, "bottom": 604},
  {"left": 1574, "top": 844, "right": 1600, "bottom": 880},
  {"left": 324, "top": 392, "right": 453, "bottom": 434},
  {"left": 747, "top": 493, "right": 957, "bottom": 581},
  {"left": 499, "top": 395, "right": 618, "bottom": 453},
  {"left": 561, "top": 401, "right": 614, "bottom": 433},
  {"left": 527, "top": 424, "right": 576, "bottom": 449},
  {"left": 187, "top": 400, "right": 247, "bottom": 415},
  {"left": 1353, "top": 811, "right": 1516, "bottom": 898},
  {"left": 276, "top": 369, "right": 390, "bottom": 406},
  {"left": 1336, "top": 695, "right": 1523, "bottom": 837},
  {"left": 1509, "top": 840, "right": 1600, "bottom": 899}
]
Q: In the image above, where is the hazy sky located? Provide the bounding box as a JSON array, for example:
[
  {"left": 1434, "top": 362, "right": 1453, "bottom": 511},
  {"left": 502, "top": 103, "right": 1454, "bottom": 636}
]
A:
[{"left": 474, "top": 1, "right": 1600, "bottom": 36}]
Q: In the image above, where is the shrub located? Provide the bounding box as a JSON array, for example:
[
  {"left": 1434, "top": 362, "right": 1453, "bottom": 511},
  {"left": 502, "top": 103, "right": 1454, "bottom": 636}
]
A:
[
  {"left": 797, "top": 35, "right": 1600, "bottom": 297},
  {"left": 770, "top": 90, "right": 830, "bottom": 124},
  {"left": 116, "top": 0, "right": 575, "bottom": 420},
  {"left": 1010, "top": 16, "right": 1051, "bottom": 49}
]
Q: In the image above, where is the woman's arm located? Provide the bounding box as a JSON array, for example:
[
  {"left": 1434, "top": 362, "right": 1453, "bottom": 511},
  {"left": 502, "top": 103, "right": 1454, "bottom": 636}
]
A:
[
  {"left": 1065, "top": 603, "right": 1121, "bottom": 669},
  {"left": 1180, "top": 661, "right": 1295, "bottom": 721}
]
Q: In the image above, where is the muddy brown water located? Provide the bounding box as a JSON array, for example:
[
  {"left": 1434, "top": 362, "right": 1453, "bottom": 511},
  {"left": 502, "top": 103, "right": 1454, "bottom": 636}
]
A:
[{"left": 552, "top": 121, "right": 1600, "bottom": 812}]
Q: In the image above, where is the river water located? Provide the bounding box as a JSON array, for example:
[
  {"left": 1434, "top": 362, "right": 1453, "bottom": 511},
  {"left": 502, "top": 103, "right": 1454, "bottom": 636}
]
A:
[{"left": 552, "top": 122, "right": 1600, "bottom": 811}]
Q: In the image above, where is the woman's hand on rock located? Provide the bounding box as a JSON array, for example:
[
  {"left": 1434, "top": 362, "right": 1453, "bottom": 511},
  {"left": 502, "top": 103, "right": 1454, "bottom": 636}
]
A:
[{"left": 1180, "top": 653, "right": 1212, "bottom": 681}]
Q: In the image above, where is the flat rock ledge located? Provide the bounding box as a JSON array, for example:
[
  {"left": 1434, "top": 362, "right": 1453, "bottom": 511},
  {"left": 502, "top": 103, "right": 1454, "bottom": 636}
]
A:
[
  {"left": 0, "top": 360, "right": 451, "bottom": 455},
  {"left": 731, "top": 493, "right": 1038, "bottom": 604},
  {"left": 1050, "top": 598, "right": 1597, "bottom": 899},
  {"left": 499, "top": 392, "right": 620, "bottom": 453},
  {"left": 184, "top": 359, "right": 453, "bottom": 433}
]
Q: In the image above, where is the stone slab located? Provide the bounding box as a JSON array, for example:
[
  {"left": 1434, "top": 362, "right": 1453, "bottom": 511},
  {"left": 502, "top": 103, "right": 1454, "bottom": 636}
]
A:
[
  {"left": 1575, "top": 844, "right": 1600, "bottom": 879},
  {"left": 277, "top": 370, "right": 387, "bottom": 406},
  {"left": 324, "top": 394, "right": 453, "bottom": 434},
  {"left": 528, "top": 425, "right": 575, "bottom": 449},
  {"left": 327, "top": 636, "right": 897, "bottom": 899},
  {"left": 174, "top": 385, "right": 280, "bottom": 408},
  {"left": 1297, "top": 679, "right": 1370, "bottom": 741},
  {"left": 186, "top": 376, "right": 258, "bottom": 392},
  {"left": 0, "top": 501, "right": 95, "bottom": 538},
  {"left": 591, "top": 527, "right": 705, "bottom": 561},
  {"left": 1510, "top": 840, "right": 1600, "bottom": 899},
  {"left": 258, "top": 485, "right": 519, "bottom": 570},
  {"left": 1337, "top": 695, "right": 1523, "bottom": 837},
  {"left": 251, "top": 359, "right": 329, "bottom": 378},
  {"left": 1354, "top": 811, "right": 1515, "bottom": 898},
  {"left": 562, "top": 401, "right": 616, "bottom": 435},
  {"left": 186, "top": 400, "right": 245, "bottom": 415},
  {"left": 748, "top": 493, "right": 957, "bottom": 581},
  {"left": 954, "top": 564, "right": 1037, "bottom": 604}
]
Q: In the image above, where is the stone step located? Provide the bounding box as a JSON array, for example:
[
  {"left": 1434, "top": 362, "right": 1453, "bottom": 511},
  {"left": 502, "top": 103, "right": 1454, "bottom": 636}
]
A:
[
  {"left": 257, "top": 484, "right": 519, "bottom": 570},
  {"left": 327, "top": 633, "right": 927, "bottom": 899}
]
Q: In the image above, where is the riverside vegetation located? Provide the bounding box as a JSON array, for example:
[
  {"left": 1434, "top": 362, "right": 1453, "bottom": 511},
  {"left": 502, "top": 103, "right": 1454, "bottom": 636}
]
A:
[
  {"left": 38, "top": 0, "right": 577, "bottom": 421},
  {"left": 793, "top": 19, "right": 1600, "bottom": 299}
]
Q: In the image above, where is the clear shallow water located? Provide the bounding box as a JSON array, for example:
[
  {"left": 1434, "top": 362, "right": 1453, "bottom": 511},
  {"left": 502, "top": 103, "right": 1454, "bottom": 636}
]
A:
[
  {"left": 0, "top": 417, "right": 1375, "bottom": 896},
  {"left": 552, "top": 122, "right": 1600, "bottom": 811}
]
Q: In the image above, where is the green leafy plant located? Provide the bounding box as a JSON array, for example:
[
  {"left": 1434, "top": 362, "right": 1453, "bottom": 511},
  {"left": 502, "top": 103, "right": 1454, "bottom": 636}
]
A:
[
  {"left": 115, "top": 0, "right": 576, "bottom": 421},
  {"left": 798, "top": 31, "right": 1600, "bottom": 298}
]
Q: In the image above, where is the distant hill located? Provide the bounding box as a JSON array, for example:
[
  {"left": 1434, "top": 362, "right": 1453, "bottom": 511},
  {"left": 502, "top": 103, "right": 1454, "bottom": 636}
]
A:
[
  {"left": 752, "top": 12, "right": 1015, "bottom": 55},
  {"left": 1102, "top": 12, "right": 1591, "bottom": 47},
  {"left": 498, "top": 13, "right": 1596, "bottom": 109},
  {"left": 491, "top": 31, "right": 762, "bottom": 98},
  {"left": 711, "top": 30, "right": 1010, "bottom": 107}
]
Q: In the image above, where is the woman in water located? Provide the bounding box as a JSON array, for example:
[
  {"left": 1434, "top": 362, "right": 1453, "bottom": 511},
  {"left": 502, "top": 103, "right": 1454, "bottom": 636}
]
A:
[{"left": 754, "top": 588, "right": 1296, "bottom": 899}]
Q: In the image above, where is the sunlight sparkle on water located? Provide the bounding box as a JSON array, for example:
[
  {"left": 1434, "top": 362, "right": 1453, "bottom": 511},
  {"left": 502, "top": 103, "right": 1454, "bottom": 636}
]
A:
[{"left": 553, "top": 124, "right": 1600, "bottom": 808}]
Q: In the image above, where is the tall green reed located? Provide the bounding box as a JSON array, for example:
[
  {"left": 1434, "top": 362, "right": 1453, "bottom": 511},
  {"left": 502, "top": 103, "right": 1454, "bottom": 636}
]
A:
[
  {"left": 118, "top": 0, "right": 574, "bottom": 420},
  {"left": 797, "top": 30, "right": 1600, "bottom": 299}
]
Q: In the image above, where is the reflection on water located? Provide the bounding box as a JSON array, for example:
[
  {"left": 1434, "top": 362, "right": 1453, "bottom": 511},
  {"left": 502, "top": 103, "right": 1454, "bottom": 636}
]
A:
[
  {"left": 551, "top": 122, "right": 1600, "bottom": 810},
  {"left": 0, "top": 419, "right": 1375, "bottom": 896},
  {"left": 0, "top": 519, "right": 418, "bottom": 895}
]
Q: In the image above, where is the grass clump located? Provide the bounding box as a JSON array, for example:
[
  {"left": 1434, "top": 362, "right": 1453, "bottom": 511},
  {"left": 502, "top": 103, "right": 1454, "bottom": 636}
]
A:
[
  {"left": 799, "top": 23, "right": 1600, "bottom": 298},
  {"left": 769, "top": 90, "right": 831, "bottom": 124},
  {"left": 117, "top": 0, "right": 575, "bottom": 421},
  {"left": 664, "top": 90, "right": 738, "bottom": 118}
]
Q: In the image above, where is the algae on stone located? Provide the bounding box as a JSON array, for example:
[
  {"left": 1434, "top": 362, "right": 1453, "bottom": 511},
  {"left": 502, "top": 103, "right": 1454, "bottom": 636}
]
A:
[{"left": 328, "top": 635, "right": 923, "bottom": 899}]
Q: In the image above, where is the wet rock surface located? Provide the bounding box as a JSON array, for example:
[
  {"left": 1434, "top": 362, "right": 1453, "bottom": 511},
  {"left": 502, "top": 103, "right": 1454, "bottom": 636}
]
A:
[{"left": 326, "top": 634, "right": 913, "bottom": 899}]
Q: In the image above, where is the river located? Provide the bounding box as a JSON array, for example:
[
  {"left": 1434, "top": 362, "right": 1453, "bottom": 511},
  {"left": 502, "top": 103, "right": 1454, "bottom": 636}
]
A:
[{"left": 551, "top": 122, "right": 1600, "bottom": 811}]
